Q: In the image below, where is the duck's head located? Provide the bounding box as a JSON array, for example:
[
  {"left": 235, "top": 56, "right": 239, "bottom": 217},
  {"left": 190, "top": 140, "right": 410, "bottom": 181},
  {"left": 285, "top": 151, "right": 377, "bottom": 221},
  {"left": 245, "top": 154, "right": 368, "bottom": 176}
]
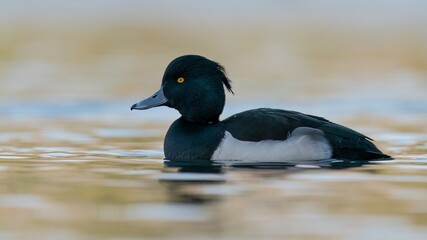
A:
[{"left": 131, "top": 55, "right": 233, "bottom": 122}]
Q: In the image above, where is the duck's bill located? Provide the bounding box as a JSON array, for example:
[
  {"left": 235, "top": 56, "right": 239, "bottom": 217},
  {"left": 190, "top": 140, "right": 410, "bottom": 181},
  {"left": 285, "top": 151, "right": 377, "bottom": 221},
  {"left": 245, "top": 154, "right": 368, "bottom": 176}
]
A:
[{"left": 131, "top": 87, "right": 168, "bottom": 110}]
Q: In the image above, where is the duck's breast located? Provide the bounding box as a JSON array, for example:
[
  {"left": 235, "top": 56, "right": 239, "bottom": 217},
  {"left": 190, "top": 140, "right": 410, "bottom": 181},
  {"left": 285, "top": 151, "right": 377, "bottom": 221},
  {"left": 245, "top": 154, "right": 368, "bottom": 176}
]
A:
[{"left": 164, "top": 118, "right": 224, "bottom": 160}]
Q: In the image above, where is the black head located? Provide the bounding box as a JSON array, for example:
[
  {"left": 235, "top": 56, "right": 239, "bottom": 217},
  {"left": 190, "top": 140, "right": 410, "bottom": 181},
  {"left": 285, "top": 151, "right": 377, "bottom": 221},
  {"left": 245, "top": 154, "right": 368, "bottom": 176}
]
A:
[{"left": 131, "top": 55, "right": 233, "bottom": 122}]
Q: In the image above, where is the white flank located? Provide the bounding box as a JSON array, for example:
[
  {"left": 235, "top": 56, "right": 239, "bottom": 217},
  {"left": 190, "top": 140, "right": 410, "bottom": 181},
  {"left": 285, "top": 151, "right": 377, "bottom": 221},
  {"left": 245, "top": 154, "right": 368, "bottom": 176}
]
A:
[{"left": 211, "top": 127, "right": 332, "bottom": 162}]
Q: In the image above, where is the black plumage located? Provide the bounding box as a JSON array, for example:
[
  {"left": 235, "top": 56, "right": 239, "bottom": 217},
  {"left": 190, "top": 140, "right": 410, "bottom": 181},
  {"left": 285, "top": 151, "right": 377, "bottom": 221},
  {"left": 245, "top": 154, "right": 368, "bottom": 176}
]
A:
[{"left": 132, "top": 55, "right": 391, "bottom": 162}]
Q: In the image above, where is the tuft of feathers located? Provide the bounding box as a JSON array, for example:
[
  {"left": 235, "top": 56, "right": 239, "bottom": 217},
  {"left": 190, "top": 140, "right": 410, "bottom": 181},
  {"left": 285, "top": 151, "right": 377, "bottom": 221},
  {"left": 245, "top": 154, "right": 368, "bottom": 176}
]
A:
[{"left": 216, "top": 62, "right": 234, "bottom": 94}]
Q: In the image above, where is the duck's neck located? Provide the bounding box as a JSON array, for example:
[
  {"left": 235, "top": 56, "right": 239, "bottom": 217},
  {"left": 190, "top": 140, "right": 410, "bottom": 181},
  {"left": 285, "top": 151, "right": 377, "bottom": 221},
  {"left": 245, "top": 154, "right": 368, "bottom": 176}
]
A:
[
  {"left": 177, "top": 98, "right": 224, "bottom": 123},
  {"left": 181, "top": 115, "right": 220, "bottom": 124}
]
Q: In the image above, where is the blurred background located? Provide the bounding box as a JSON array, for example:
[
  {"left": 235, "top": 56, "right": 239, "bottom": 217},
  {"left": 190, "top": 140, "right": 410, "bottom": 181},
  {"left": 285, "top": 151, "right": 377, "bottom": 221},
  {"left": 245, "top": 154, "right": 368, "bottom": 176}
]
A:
[
  {"left": 1, "top": 0, "right": 426, "bottom": 116},
  {"left": 1, "top": 1, "right": 427, "bottom": 240}
]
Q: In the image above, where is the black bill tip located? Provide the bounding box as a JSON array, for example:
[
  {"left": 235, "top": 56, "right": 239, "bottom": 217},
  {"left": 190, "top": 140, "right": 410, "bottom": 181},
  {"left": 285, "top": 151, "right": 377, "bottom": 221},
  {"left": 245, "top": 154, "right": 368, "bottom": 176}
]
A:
[{"left": 130, "top": 103, "right": 137, "bottom": 111}]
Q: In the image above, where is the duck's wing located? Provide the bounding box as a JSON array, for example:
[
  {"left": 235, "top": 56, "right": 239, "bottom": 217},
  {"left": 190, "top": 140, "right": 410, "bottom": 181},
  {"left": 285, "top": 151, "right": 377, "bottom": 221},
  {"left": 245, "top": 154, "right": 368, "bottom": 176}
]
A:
[{"left": 221, "top": 108, "right": 390, "bottom": 160}]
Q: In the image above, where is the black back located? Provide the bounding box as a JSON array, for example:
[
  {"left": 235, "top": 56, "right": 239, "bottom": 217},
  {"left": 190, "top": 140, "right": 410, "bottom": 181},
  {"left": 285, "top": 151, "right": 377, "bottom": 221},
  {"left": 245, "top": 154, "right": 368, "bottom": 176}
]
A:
[{"left": 221, "top": 108, "right": 390, "bottom": 160}]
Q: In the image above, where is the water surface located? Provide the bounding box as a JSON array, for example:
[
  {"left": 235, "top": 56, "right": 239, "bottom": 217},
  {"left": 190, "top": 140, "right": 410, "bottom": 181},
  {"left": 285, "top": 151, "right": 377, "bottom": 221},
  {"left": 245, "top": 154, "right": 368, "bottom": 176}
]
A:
[{"left": 0, "top": 100, "right": 426, "bottom": 240}]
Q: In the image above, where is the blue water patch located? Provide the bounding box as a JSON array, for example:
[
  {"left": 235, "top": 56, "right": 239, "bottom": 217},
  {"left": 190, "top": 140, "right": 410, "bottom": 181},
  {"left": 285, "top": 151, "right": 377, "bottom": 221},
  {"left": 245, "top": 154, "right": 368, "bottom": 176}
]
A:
[
  {"left": 1, "top": 98, "right": 426, "bottom": 121},
  {"left": 0, "top": 100, "right": 179, "bottom": 122}
]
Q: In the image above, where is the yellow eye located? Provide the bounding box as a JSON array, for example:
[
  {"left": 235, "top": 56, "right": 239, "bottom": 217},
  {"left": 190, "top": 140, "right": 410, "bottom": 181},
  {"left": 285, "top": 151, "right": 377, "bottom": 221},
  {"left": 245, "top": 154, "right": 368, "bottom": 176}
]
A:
[{"left": 177, "top": 77, "right": 185, "bottom": 84}]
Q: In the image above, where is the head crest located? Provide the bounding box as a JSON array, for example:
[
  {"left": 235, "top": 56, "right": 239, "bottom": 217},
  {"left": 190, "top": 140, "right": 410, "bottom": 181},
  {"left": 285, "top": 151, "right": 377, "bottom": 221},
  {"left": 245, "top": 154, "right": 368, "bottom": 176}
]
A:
[
  {"left": 165, "top": 55, "right": 234, "bottom": 94},
  {"left": 216, "top": 62, "right": 234, "bottom": 94}
]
